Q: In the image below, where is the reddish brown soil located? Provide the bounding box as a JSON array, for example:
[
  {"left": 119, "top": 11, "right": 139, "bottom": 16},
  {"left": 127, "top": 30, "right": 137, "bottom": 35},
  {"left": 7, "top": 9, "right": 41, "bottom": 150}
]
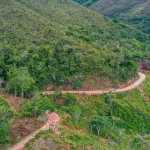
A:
[
  {"left": 141, "top": 69, "right": 150, "bottom": 74},
  {"left": 46, "top": 79, "right": 111, "bottom": 91},
  {"left": 10, "top": 118, "right": 43, "bottom": 143},
  {"left": 11, "top": 111, "right": 60, "bottom": 150},
  {"left": 55, "top": 98, "right": 66, "bottom": 106},
  {"left": 42, "top": 72, "right": 146, "bottom": 95},
  {"left": 46, "top": 82, "right": 72, "bottom": 90},
  {"left": 0, "top": 94, "right": 23, "bottom": 111},
  {"left": 99, "top": 137, "right": 111, "bottom": 146},
  {"left": 45, "top": 75, "right": 138, "bottom": 91}
]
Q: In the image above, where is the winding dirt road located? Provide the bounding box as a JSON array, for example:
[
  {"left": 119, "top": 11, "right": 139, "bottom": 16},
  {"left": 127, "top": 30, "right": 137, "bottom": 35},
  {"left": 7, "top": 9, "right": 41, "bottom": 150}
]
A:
[
  {"left": 10, "top": 111, "right": 60, "bottom": 150},
  {"left": 9, "top": 72, "right": 146, "bottom": 150},
  {"left": 42, "top": 72, "right": 146, "bottom": 95}
]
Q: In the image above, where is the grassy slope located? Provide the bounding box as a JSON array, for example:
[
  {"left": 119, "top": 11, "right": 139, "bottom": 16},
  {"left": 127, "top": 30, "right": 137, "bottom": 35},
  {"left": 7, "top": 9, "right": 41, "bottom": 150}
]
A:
[
  {"left": 15, "top": 0, "right": 146, "bottom": 41},
  {"left": 24, "top": 89, "right": 150, "bottom": 150},
  {"left": 25, "top": 129, "right": 108, "bottom": 150},
  {"left": 143, "top": 74, "right": 150, "bottom": 98}
]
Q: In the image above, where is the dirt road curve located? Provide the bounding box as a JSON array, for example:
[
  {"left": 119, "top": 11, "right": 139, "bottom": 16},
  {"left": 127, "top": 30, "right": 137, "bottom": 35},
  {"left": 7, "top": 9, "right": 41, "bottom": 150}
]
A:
[
  {"left": 10, "top": 112, "right": 60, "bottom": 150},
  {"left": 42, "top": 72, "right": 146, "bottom": 95}
]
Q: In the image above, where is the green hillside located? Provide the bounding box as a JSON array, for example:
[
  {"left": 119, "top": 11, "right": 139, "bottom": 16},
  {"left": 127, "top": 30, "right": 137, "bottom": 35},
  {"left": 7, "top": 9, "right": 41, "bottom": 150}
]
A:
[
  {"left": 90, "top": 0, "right": 149, "bottom": 16},
  {"left": 0, "top": 0, "right": 148, "bottom": 97},
  {"left": 74, "top": 0, "right": 150, "bottom": 34},
  {"left": 92, "top": 0, "right": 150, "bottom": 34}
]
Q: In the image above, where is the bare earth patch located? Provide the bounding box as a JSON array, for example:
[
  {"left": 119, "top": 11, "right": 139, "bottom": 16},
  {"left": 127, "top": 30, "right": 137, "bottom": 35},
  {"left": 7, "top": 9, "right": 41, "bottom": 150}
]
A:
[
  {"left": 10, "top": 118, "right": 43, "bottom": 144},
  {"left": 10, "top": 111, "right": 60, "bottom": 150},
  {"left": 0, "top": 94, "right": 23, "bottom": 111}
]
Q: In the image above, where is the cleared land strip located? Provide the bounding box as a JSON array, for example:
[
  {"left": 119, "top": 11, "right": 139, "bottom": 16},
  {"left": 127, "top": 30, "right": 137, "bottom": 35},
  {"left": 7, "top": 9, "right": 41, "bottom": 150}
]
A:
[{"left": 42, "top": 72, "right": 146, "bottom": 95}]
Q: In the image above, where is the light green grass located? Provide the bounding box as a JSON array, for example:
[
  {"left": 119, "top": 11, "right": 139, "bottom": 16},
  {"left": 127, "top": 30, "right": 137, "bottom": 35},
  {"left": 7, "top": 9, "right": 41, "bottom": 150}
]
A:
[{"left": 25, "top": 128, "right": 108, "bottom": 150}]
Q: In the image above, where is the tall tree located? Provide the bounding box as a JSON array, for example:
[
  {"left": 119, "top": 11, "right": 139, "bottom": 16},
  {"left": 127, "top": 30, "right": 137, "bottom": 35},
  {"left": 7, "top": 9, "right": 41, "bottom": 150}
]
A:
[{"left": 6, "top": 67, "right": 36, "bottom": 97}]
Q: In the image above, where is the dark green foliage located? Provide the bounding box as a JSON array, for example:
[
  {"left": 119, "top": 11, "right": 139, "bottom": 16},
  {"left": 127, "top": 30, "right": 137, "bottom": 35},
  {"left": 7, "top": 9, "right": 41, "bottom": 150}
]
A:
[
  {"left": 104, "top": 93, "right": 116, "bottom": 105},
  {"left": 0, "top": 121, "right": 10, "bottom": 144},
  {"left": 0, "top": 97, "right": 13, "bottom": 144},
  {"left": 90, "top": 115, "right": 111, "bottom": 136},
  {"left": 93, "top": 101, "right": 110, "bottom": 116},
  {"left": 0, "top": 97, "right": 13, "bottom": 121},
  {"left": 72, "top": 81, "right": 83, "bottom": 90},
  {"left": 35, "top": 96, "right": 55, "bottom": 116},
  {"left": 64, "top": 92, "right": 77, "bottom": 106},
  {"left": 21, "top": 96, "right": 55, "bottom": 117}
]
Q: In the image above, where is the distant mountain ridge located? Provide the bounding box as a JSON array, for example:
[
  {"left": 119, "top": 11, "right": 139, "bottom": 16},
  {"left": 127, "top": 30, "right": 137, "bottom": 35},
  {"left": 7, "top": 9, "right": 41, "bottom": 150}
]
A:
[{"left": 73, "top": 0, "right": 150, "bottom": 34}]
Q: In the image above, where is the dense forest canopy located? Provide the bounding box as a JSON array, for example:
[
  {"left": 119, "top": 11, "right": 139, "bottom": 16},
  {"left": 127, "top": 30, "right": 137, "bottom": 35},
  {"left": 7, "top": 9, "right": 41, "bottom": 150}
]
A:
[{"left": 0, "top": 0, "right": 148, "bottom": 97}]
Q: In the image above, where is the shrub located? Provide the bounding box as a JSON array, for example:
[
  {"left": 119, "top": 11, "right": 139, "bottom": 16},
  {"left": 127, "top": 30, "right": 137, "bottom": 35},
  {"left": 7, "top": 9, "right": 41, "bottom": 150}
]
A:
[
  {"left": 0, "top": 97, "right": 13, "bottom": 144},
  {"left": 21, "top": 96, "right": 55, "bottom": 117},
  {"left": 64, "top": 93, "right": 77, "bottom": 106},
  {"left": 72, "top": 81, "right": 83, "bottom": 90},
  {"left": 0, "top": 121, "right": 10, "bottom": 144},
  {"left": 36, "top": 96, "right": 55, "bottom": 115},
  {"left": 90, "top": 115, "right": 111, "bottom": 136},
  {"left": 21, "top": 100, "right": 34, "bottom": 117}
]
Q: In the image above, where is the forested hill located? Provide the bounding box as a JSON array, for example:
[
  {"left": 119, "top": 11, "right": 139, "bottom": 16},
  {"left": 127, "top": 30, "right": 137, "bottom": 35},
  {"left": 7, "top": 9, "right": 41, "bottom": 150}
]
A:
[
  {"left": 73, "top": 0, "right": 150, "bottom": 34},
  {"left": 0, "top": 0, "right": 148, "bottom": 97}
]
